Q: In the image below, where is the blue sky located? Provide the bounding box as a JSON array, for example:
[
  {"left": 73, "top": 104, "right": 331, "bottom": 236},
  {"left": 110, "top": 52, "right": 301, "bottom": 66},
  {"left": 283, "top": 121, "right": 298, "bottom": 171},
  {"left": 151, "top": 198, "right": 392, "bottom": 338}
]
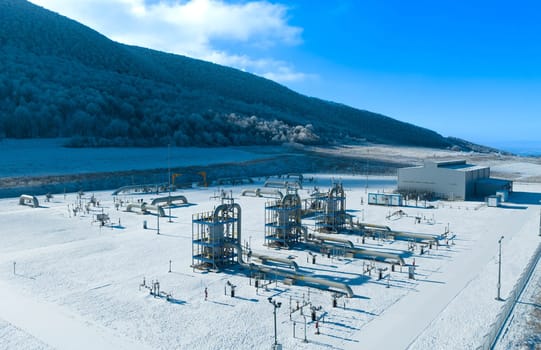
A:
[{"left": 29, "top": 0, "right": 541, "bottom": 150}]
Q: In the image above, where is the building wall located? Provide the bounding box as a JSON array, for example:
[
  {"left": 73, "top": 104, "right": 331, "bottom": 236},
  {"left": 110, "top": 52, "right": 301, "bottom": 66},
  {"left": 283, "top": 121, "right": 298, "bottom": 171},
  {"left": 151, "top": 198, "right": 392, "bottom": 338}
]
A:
[
  {"left": 398, "top": 164, "right": 466, "bottom": 199},
  {"left": 398, "top": 161, "right": 497, "bottom": 200},
  {"left": 476, "top": 178, "right": 513, "bottom": 198},
  {"left": 464, "top": 167, "right": 490, "bottom": 199}
]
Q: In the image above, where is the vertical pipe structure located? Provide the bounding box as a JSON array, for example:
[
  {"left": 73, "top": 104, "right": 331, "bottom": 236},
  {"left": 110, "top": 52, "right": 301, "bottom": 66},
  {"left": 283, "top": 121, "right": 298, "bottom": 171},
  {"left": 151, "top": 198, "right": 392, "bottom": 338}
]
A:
[
  {"left": 315, "top": 182, "right": 347, "bottom": 233},
  {"left": 265, "top": 191, "right": 302, "bottom": 248},
  {"left": 192, "top": 199, "right": 242, "bottom": 270}
]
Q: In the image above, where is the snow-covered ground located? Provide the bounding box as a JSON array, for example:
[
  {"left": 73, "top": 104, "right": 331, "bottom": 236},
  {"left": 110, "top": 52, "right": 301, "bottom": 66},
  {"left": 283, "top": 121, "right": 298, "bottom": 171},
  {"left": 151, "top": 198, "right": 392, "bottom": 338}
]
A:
[
  {"left": 494, "top": 244, "right": 541, "bottom": 349},
  {"left": 0, "top": 172, "right": 540, "bottom": 349}
]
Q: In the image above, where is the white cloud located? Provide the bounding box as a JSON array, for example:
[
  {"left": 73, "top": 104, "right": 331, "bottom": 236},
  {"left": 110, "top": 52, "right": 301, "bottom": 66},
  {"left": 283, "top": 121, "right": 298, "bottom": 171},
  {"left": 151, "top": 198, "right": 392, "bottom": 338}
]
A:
[
  {"left": 204, "top": 51, "right": 315, "bottom": 82},
  {"left": 28, "top": 0, "right": 310, "bottom": 83}
]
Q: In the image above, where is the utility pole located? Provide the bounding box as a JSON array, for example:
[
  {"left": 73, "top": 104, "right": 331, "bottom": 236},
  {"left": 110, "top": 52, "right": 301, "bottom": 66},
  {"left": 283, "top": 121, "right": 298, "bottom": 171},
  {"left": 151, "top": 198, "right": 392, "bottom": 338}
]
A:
[
  {"left": 268, "top": 297, "right": 282, "bottom": 349},
  {"left": 496, "top": 235, "right": 504, "bottom": 301}
]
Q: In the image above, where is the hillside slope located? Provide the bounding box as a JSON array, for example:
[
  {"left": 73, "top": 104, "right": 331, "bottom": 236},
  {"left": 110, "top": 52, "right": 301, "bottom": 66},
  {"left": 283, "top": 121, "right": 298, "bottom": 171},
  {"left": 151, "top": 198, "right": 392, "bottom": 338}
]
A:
[{"left": 1, "top": 0, "right": 457, "bottom": 149}]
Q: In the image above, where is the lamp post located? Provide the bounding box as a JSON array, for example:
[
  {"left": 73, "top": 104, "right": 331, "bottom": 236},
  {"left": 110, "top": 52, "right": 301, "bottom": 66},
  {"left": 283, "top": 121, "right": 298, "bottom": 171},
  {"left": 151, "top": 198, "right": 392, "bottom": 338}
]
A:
[
  {"left": 496, "top": 235, "right": 504, "bottom": 301},
  {"left": 302, "top": 315, "right": 308, "bottom": 343},
  {"left": 268, "top": 297, "right": 282, "bottom": 348}
]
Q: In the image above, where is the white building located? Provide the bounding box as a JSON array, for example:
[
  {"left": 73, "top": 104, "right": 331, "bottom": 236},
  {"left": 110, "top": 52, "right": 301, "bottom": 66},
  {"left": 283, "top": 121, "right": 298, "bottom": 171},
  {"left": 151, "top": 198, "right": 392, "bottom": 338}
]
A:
[{"left": 397, "top": 160, "right": 512, "bottom": 200}]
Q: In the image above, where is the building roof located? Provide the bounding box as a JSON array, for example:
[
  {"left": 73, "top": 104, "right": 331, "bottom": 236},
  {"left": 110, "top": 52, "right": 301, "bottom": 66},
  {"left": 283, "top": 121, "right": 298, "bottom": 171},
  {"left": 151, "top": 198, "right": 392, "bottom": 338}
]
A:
[
  {"left": 400, "top": 159, "right": 489, "bottom": 173},
  {"left": 426, "top": 160, "right": 488, "bottom": 172},
  {"left": 430, "top": 160, "right": 467, "bottom": 167}
]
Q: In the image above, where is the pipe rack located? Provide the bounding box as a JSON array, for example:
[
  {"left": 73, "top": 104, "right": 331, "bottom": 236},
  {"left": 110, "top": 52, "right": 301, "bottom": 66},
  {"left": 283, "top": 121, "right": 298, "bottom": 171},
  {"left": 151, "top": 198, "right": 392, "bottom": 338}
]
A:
[
  {"left": 225, "top": 243, "right": 354, "bottom": 297},
  {"left": 150, "top": 195, "right": 188, "bottom": 206}
]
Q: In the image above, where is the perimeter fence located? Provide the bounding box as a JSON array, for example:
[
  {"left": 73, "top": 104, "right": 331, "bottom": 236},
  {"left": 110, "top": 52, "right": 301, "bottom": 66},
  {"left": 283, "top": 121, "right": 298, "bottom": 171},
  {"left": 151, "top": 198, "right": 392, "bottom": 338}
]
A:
[{"left": 477, "top": 240, "right": 541, "bottom": 350}]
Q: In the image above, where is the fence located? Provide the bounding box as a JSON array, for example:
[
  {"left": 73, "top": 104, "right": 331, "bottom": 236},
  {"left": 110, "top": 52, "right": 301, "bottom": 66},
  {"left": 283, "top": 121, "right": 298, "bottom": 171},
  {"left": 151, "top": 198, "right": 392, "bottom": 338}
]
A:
[{"left": 476, "top": 241, "right": 541, "bottom": 350}]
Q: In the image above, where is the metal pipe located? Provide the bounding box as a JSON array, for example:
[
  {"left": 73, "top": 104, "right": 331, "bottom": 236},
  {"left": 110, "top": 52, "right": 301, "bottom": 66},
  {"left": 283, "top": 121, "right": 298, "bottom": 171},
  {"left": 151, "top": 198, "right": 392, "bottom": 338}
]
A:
[
  {"left": 259, "top": 188, "right": 284, "bottom": 199},
  {"left": 302, "top": 226, "right": 404, "bottom": 265},
  {"left": 150, "top": 195, "right": 188, "bottom": 206},
  {"left": 19, "top": 194, "right": 39, "bottom": 208},
  {"left": 389, "top": 231, "right": 439, "bottom": 243},
  {"left": 251, "top": 252, "right": 299, "bottom": 271},
  {"left": 225, "top": 243, "right": 354, "bottom": 297},
  {"left": 311, "top": 234, "right": 354, "bottom": 248},
  {"left": 241, "top": 189, "right": 261, "bottom": 197},
  {"left": 214, "top": 203, "right": 242, "bottom": 243},
  {"left": 358, "top": 222, "right": 391, "bottom": 231},
  {"left": 329, "top": 183, "right": 344, "bottom": 198},
  {"left": 126, "top": 203, "right": 145, "bottom": 213},
  {"left": 144, "top": 204, "right": 166, "bottom": 217},
  {"left": 112, "top": 183, "right": 165, "bottom": 195},
  {"left": 293, "top": 274, "right": 354, "bottom": 298},
  {"left": 345, "top": 247, "right": 405, "bottom": 265}
]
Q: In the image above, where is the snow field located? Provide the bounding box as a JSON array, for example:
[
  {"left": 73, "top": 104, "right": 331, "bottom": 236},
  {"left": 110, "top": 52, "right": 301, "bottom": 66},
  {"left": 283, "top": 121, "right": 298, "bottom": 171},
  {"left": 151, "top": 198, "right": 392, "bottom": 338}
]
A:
[{"left": 0, "top": 175, "right": 539, "bottom": 349}]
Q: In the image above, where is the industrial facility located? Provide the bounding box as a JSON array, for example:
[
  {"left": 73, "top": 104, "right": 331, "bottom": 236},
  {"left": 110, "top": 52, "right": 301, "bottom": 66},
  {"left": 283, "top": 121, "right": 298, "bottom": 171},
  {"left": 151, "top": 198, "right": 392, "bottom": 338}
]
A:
[
  {"left": 397, "top": 160, "right": 512, "bottom": 200},
  {"left": 6, "top": 167, "right": 538, "bottom": 350}
]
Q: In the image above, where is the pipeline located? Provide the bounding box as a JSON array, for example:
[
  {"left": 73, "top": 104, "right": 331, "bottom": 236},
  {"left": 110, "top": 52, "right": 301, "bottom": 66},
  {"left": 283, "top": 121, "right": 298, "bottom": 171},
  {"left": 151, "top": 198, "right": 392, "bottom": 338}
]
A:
[
  {"left": 302, "top": 227, "right": 404, "bottom": 265},
  {"left": 126, "top": 203, "right": 166, "bottom": 217},
  {"left": 310, "top": 234, "right": 355, "bottom": 249},
  {"left": 213, "top": 202, "right": 242, "bottom": 241},
  {"left": 150, "top": 195, "right": 188, "bottom": 206},
  {"left": 346, "top": 246, "right": 405, "bottom": 265},
  {"left": 241, "top": 189, "right": 261, "bottom": 197},
  {"left": 19, "top": 194, "right": 39, "bottom": 208},
  {"left": 300, "top": 227, "right": 353, "bottom": 248},
  {"left": 357, "top": 222, "right": 392, "bottom": 231},
  {"left": 264, "top": 180, "right": 287, "bottom": 188},
  {"left": 144, "top": 204, "right": 166, "bottom": 217},
  {"left": 112, "top": 183, "right": 165, "bottom": 195},
  {"left": 250, "top": 252, "right": 299, "bottom": 271},
  {"left": 259, "top": 188, "right": 284, "bottom": 199},
  {"left": 241, "top": 188, "right": 283, "bottom": 199},
  {"left": 225, "top": 243, "right": 353, "bottom": 297},
  {"left": 389, "top": 230, "right": 439, "bottom": 244},
  {"left": 264, "top": 180, "right": 302, "bottom": 189},
  {"left": 357, "top": 222, "right": 439, "bottom": 244},
  {"left": 126, "top": 203, "right": 145, "bottom": 214}
]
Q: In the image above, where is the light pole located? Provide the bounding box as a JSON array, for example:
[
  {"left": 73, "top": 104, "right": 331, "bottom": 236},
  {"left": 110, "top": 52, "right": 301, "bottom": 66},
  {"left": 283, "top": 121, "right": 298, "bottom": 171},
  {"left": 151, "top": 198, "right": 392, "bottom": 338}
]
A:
[
  {"left": 268, "top": 297, "right": 282, "bottom": 348},
  {"left": 302, "top": 315, "right": 307, "bottom": 343},
  {"left": 156, "top": 212, "right": 160, "bottom": 235},
  {"left": 496, "top": 235, "right": 504, "bottom": 301}
]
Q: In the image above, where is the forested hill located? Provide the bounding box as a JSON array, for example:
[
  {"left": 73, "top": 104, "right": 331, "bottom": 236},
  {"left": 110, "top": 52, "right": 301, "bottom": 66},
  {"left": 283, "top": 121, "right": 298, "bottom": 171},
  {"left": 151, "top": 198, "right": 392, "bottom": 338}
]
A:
[{"left": 1, "top": 0, "right": 465, "bottom": 149}]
